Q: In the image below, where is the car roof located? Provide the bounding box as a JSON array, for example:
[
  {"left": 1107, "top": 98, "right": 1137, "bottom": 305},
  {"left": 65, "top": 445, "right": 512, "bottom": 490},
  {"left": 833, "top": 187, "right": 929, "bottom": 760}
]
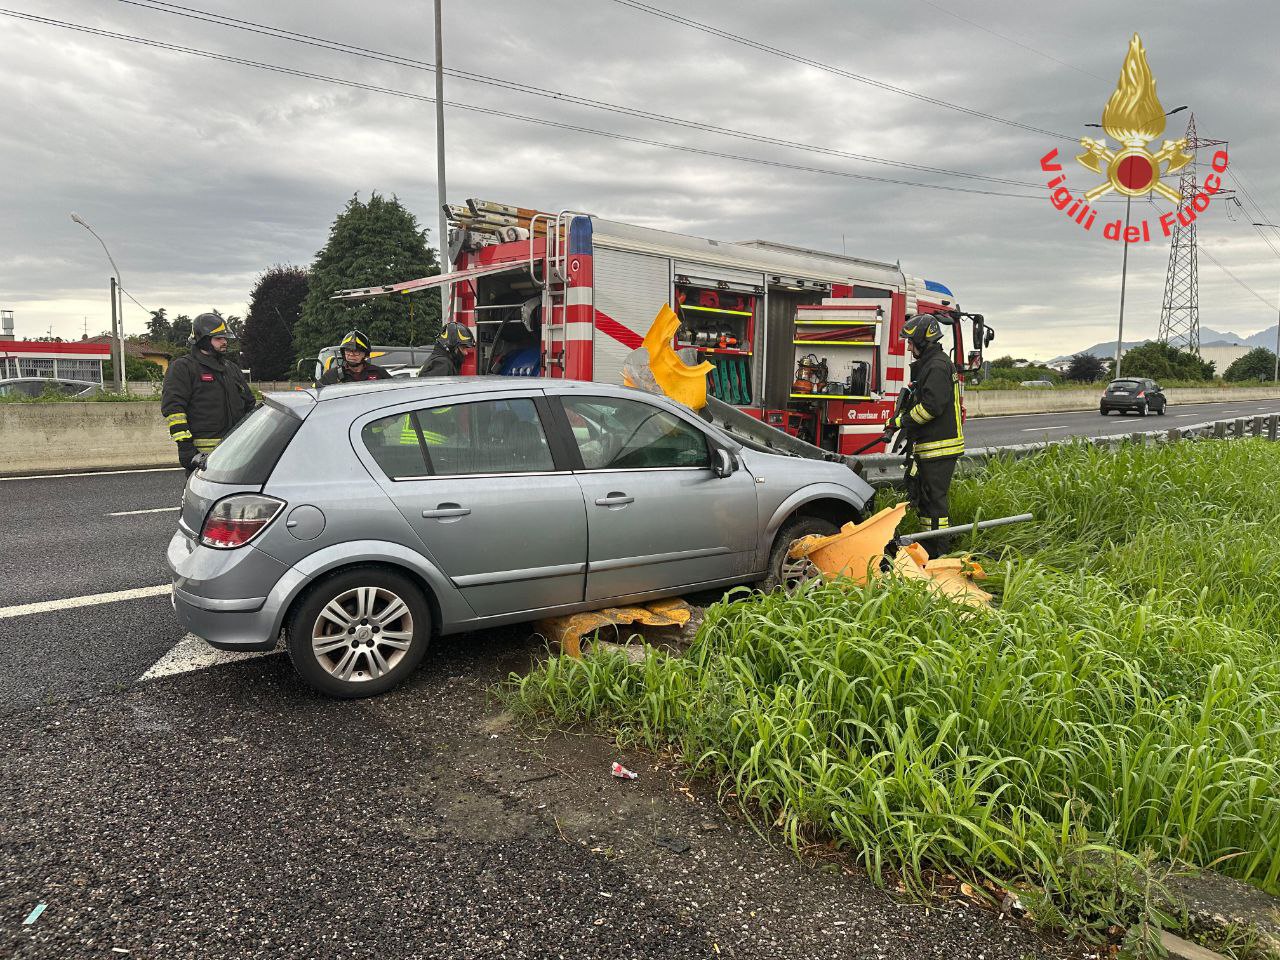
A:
[{"left": 312, "top": 376, "right": 648, "bottom": 402}]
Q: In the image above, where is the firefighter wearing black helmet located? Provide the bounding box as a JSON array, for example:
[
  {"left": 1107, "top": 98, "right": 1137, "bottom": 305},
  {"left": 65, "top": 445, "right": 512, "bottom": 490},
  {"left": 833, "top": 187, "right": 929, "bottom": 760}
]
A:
[
  {"left": 418, "top": 321, "right": 477, "bottom": 377},
  {"left": 318, "top": 329, "right": 392, "bottom": 385},
  {"left": 160, "top": 312, "right": 257, "bottom": 472},
  {"left": 884, "top": 313, "right": 964, "bottom": 547}
]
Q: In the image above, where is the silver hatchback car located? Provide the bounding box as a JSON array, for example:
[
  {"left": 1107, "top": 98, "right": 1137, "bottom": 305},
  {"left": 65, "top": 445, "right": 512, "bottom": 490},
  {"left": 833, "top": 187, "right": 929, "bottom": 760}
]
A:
[{"left": 168, "top": 378, "right": 873, "bottom": 697}]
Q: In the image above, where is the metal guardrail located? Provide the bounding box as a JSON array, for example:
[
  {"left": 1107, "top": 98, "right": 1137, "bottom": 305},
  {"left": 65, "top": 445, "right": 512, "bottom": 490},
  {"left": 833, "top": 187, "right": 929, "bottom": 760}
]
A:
[{"left": 854, "top": 414, "right": 1280, "bottom": 487}]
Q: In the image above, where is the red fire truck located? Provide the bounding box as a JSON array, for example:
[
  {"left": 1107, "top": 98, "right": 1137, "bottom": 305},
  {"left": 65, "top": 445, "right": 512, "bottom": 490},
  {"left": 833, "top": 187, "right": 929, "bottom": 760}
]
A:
[{"left": 335, "top": 201, "right": 994, "bottom": 455}]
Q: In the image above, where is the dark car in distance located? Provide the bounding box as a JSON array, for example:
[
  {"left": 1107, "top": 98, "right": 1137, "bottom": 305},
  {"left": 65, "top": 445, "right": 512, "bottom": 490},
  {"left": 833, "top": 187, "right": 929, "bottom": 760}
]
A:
[{"left": 1100, "top": 378, "right": 1166, "bottom": 416}]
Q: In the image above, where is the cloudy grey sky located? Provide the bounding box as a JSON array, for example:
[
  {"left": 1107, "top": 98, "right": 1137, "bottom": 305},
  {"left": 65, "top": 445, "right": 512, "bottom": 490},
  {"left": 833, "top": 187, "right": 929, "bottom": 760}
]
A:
[{"left": 3, "top": 0, "right": 1278, "bottom": 359}]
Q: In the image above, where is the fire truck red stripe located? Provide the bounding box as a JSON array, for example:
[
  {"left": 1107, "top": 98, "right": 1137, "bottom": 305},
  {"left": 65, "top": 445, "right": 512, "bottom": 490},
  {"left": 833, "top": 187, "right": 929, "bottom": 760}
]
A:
[{"left": 593, "top": 310, "right": 643, "bottom": 350}]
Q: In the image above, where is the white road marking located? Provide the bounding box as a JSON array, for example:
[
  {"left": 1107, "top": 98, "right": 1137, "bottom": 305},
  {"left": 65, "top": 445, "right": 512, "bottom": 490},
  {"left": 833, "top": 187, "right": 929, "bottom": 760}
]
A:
[
  {"left": 1174, "top": 414, "right": 1198, "bottom": 418},
  {"left": 1021, "top": 425, "right": 1070, "bottom": 432},
  {"left": 139, "top": 633, "right": 280, "bottom": 681},
  {"left": 0, "top": 466, "right": 182, "bottom": 482},
  {"left": 0, "top": 584, "right": 171, "bottom": 620},
  {"left": 109, "top": 507, "right": 180, "bottom": 516}
]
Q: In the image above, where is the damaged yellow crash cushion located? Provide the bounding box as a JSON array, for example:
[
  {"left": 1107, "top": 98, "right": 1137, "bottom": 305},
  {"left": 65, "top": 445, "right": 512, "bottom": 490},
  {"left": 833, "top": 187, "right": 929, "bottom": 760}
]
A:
[
  {"left": 621, "top": 304, "right": 714, "bottom": 410},
  {"left": 789, "top": 502, "right": 993, "bottom": 607},
  {"left": 539, "top": 598, "right": 693, "bottom": 658}
]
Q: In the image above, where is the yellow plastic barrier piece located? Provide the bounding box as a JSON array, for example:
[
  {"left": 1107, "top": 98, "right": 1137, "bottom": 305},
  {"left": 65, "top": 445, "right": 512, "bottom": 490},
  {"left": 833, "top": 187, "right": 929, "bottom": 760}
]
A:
[
  {"left": 790, "top": 502, "right": 993, "bottom": 607},
  {"left": 622, "top": 304, "right": 714, "bottom": 410},
  {"left": 788, "top": 503, "right": 908, "bottom": 586},
  {"left": 538, "top": 599, "right": 694, "bottom": 658}
]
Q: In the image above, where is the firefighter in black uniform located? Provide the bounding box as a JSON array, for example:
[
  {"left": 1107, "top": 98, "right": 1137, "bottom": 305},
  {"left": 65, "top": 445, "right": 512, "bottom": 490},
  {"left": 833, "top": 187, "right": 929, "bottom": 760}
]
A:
[
  {"left": 161, "top": 313, "right": 257, "bottom": 472},
  {"left": 884, "top": 314, "right": 964, "bottom": 549},
  {"left": 417, "top": 321, "right": 476, "bottom": 377},
  {"left": 318, "top": 329, "right": 392, "bottom": 385}
]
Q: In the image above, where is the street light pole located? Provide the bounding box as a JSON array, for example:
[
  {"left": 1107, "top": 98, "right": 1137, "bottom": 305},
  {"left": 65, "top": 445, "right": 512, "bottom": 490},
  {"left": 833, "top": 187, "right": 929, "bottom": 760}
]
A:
[
  {"left": 1250, "top": 222, "right": 1280, "bottom": 382},
  {"left": 71, "top": 213, "right": 128, "bottom": 394},
  {"left": 1086, "top": 106, "right": 1186, "bottom": 382},
  {"left": 1114, "top": 195, "right": 1132, "bottom": 379},
  {"left": 433, "top": 0, "right": 449, "bottom": 275}
]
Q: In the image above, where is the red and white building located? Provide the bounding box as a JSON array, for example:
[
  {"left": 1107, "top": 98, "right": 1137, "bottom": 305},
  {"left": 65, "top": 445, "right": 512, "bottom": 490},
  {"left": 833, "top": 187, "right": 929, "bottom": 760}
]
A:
[{"left": 0, "top": 340, "right": 111, "bottom": 383}]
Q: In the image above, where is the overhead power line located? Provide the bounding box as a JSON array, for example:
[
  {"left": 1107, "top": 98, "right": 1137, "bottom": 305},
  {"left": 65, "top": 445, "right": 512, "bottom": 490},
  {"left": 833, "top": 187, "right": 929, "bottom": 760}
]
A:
[
  {"left": 912, "top": 0, "right": 1105, "bottom": 80},
  {"left": 603, "top": 0, "right": 1075, "bottom": 141},
  {"left": 112, "top": 0, "right": 1039, "bottom": 189},
  {"left": 1198, "top": 246, "right": 1277, "bottom": 312},
  {"left": 0, "top": 7, "right": 1047, "bottom": 199}
]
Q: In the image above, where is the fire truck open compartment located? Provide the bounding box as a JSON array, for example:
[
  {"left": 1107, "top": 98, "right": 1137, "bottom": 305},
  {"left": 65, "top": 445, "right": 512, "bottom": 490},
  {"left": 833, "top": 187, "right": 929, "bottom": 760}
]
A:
[
  {"left": 465, "top": 268, "right": 542, "bottom": 375},
  {"left": 673, "top": 275, "right": 759, "bottom": 407}
]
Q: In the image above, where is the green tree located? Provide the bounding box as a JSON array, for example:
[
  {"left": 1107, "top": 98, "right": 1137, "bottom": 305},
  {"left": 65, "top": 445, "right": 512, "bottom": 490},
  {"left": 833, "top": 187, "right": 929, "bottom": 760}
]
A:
[
  {"left": 146, "top": 308, "right": 172, "bottom": 343},
  {"left": 170, "top": 314, "right": 193, "bottom": 346},
  {"left": 103, "top": 355, "right": 164, "bottom": 382},
  {"left": 1066, "top": 352, "right": 1107, "bottom": 382},
  {"left": 294, "top": 192, "right": 441, "bottom": 362},
  {"left": 1224, "top": 347, "right": 1277, "bottom": 382},
  {"left": 243, "top": 265, "right": 308, "bottom": 380},
  {"left": 1118, "top": 341, "right": 1214, "bottom": 381}
]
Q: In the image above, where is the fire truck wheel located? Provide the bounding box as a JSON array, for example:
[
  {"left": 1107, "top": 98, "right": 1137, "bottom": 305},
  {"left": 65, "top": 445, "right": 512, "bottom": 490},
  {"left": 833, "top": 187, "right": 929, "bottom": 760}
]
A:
[{"left": 761, "top": 516, "right": 839, "bottom": 594}]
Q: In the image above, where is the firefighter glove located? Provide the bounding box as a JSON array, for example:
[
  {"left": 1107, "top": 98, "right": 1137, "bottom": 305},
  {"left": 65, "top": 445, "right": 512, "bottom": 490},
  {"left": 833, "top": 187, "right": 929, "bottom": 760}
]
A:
[{"left": 177, "top": 439, "right": 198, "bottom": 471}]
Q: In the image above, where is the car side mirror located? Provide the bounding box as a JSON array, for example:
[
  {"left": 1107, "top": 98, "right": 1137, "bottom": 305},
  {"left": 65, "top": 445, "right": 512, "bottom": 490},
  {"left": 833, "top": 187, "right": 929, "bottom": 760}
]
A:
[{"left": 712, "top": 447, "right": 737, "bottom": 478}]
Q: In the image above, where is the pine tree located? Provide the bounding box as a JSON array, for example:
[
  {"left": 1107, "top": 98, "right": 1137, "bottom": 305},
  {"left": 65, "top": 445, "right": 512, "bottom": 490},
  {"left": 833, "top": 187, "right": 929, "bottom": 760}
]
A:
[
  {"left": 294, "top": 193, "right": 441, "bottom": 362},
  {"left": 243, "top": 265, "right": 309, "bottom": 380}
]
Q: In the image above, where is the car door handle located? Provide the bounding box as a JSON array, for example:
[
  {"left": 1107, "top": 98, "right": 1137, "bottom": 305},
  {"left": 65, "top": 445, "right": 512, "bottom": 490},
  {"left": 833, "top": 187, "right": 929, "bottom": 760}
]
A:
[
  {"left": 422, "top": 504, "right": 471, "bottom": 519},
  {"left": 594, "top": 493, "right": 634, "bottom": 507}
]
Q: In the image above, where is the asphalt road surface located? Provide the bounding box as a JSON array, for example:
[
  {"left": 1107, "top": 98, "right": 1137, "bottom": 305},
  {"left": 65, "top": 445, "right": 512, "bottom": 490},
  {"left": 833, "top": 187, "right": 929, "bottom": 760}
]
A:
[
  {"left": 17, "top": 393, "right": 1266, "bottom": 957},
  {"left": 966, "top": 397, "right": 1280, "bottom": 448}
]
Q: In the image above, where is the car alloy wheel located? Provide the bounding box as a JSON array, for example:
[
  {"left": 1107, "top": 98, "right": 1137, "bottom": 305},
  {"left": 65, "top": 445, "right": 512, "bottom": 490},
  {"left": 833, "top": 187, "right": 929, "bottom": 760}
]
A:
[
  {"left": 763, "top": 516, "right": 839, "bottom": 593},
  {"left": 311, "top": 586, "right": 414, "bottom": 683},
  {"left": 287, "top": 567, "right": 430, "bottom": 698}
]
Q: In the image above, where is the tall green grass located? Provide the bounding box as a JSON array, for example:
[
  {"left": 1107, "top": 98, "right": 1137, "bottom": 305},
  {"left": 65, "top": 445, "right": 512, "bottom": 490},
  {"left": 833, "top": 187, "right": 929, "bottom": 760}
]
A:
[{"left": 507, "top": 439, "right": 1280, "bottom": 935}]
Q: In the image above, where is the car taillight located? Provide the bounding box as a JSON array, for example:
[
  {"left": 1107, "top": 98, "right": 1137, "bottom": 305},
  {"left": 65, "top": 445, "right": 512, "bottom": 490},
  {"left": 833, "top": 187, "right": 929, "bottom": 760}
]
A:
[
  {"left": 200, "top": 494, "right": 285, "bottom": 549},
  {"left": 1136, "top": 390, "right": 1145, "bottom": 397}
]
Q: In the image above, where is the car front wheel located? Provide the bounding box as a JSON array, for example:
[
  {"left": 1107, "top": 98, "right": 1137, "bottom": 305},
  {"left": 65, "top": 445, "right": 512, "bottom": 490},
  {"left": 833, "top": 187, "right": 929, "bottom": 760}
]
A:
[
  {"left": 287, "top": 567, "right": 430, "bottom": 699},
  {"left": 761, "top": 516, "right": 840, "bottom": 593},
  {"left": 1157, "top": 401, "right": 1166, "bottom": 415}
]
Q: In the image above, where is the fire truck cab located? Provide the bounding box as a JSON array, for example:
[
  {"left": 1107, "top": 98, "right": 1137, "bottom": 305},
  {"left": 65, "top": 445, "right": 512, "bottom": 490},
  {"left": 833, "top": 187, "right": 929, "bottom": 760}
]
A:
[{"left": 334, "top": 202, "right": 994, "bottom": 455}]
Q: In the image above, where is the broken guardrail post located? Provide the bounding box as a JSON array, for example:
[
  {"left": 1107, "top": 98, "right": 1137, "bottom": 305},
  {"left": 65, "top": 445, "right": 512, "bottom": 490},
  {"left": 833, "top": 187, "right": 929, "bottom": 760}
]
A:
[
  {"left": 1270, "top": 414, "right": 1279, "bottom": 442},
  {"left": 1214, "top": 421, "right": 1229, "bottom": 439},
  {"left": 1167, "top": 427, "right": 1182, "bottom": 443},
  {"left": 1235, "top": 417, "right": 1248, "bottom": 439},
  {"left": 1254, "top": 416, "right": 1266, "bottom": 437}
]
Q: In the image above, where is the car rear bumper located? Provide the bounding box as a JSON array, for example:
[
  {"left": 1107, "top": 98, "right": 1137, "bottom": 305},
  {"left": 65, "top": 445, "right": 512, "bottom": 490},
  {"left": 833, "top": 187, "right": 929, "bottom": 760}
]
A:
[
  {"left": 1101, "top": 399, "right": 1149, "bottom": 411},
  {"left": 167, "top": 529, "right": 305, "bottom": 651}
]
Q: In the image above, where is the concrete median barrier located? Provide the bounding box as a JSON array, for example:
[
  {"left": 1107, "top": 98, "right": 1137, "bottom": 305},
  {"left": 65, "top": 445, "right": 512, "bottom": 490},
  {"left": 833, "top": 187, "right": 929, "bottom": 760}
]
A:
[
  {"left": 965, "top": 386, "right": 1280, "bottom": 417},
  {"left": 1, "top": 401, "right": 174, "bottom": 475}
]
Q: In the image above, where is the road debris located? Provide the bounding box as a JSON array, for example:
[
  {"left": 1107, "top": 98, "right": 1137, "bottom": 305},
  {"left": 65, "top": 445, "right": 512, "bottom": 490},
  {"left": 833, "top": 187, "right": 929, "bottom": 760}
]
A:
[
  {"left": 23, "top": 902, "right": 46, "bottom": 925},
  {"left": 611, "top": 762, "right": 639, "bottom": 780}
]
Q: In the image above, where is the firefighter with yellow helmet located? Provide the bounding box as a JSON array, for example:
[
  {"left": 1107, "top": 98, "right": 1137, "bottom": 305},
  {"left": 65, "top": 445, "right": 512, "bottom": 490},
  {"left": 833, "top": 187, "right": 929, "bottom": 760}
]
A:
[
  {"left": 884, "top": 313, "right": 964, "bottom": 547},
  {"left": 318, "top": 329, "right": 392, "bottom": 385},
  {"left": 160, "top": 312, "right": 257, "bottom": 472}
]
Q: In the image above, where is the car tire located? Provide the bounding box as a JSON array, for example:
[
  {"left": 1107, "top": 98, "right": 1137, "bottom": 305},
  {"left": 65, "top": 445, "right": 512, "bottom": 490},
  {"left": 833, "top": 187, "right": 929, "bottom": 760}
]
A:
[
  {"left": 286, "top": 567, "right": 431, "bottom": 699},
  {"left": 1157, "top": 402, "right": 1166, "bottom": 415},
  {"left": 1138, "top": 402, "right": 1148, "bottom": 417},
  {"left": 760, "top": 516, "right": 841, "bottom": 594},
  {"left": 1099, "top": 407, "right": 1109, "bottom": 416}
]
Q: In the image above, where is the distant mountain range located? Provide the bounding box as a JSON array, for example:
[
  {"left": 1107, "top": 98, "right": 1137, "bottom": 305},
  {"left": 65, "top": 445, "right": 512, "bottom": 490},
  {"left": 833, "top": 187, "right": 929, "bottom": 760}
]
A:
[{"left": 1050, "top": 325, "right": 1279, "bottom": 363}]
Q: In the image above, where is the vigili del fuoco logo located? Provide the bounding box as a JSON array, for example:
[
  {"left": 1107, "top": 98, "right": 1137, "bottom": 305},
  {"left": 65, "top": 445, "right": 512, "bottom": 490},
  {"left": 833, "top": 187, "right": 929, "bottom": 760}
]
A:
[{"left": 1039, "top": 34, "right": 1228, "bottom": 243}]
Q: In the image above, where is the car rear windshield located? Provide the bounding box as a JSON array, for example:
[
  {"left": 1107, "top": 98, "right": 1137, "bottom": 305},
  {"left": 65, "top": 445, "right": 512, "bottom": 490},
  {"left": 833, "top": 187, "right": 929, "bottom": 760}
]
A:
[
  {"left": 1110, "top": 380, "right": 1143, "bottom": 389},
  {"left": 199, "top": 405, "right": 302, "bottom": 485}
]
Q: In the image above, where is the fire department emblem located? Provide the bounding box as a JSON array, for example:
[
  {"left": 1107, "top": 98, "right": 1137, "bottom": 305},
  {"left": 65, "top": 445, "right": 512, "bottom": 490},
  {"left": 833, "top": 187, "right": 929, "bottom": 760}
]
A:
[{"left": 1075, "top": 34, "right": 1193, "bottom": 203}]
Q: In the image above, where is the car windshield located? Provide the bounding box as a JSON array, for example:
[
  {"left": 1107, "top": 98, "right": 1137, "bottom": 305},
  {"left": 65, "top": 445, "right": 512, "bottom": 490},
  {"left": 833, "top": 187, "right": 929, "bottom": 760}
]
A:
[{"left": 200, "top": 405, "right": 302, "bottom": 485}]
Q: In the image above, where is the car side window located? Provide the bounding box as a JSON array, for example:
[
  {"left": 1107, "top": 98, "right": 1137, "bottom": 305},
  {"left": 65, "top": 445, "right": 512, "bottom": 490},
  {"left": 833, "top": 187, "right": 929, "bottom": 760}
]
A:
[
  {"left": 561, "top": 395, "right": 710, "bottom": 470},
  {"left": 362, "top": 397, "right": 556, "bottom": 478}
]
